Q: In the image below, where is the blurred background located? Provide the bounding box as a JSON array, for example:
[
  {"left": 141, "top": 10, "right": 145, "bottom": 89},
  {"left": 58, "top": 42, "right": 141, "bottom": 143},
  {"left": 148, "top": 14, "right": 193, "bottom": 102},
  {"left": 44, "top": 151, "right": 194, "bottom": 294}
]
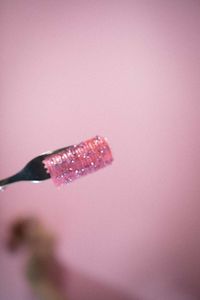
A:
[{"left": 0, "top": 1, "right": 200, "bottom": 299}]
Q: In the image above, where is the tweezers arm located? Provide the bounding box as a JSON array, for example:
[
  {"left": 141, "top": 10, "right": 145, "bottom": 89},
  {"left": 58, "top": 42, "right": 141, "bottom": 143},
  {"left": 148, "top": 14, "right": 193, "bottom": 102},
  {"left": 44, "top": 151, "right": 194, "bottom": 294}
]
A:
[{"left": 0, "top": 172, "right": 24, "bottom": 189}]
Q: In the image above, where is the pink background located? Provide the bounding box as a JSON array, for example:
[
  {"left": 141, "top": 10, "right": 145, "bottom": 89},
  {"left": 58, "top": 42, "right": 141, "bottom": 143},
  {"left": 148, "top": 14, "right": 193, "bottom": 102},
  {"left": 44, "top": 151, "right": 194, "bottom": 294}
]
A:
[{"left": 0, "top": 1, "right": 200, "bottom": 299}]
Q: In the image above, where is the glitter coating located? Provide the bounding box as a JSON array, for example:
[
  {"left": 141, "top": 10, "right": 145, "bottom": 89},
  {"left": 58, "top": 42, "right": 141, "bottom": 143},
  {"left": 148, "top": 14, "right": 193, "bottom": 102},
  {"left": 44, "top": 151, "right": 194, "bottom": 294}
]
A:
[{"left": 43, "top": 136, "right": 113, "bottom": 186}]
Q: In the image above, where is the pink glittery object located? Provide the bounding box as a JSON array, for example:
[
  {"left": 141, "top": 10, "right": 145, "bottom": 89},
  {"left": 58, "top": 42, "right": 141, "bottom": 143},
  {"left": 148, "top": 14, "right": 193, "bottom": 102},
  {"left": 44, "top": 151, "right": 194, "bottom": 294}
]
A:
[{"left": 43, "top": 136, "right": 113, "bottom": 186}]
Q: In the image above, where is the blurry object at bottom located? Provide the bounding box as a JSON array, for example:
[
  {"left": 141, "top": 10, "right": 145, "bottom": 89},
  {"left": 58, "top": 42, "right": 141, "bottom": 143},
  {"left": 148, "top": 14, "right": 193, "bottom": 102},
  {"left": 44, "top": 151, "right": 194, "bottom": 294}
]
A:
[{"left": 6, "top": 216, "right": 68, "bottom": 300}]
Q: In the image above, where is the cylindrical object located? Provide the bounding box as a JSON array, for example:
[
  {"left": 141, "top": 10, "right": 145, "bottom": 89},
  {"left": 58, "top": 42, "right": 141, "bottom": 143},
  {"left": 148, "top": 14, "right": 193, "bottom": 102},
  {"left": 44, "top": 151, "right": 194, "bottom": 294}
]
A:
[{"left": 43, "top": 136, "right": 113, "bottom": 186}]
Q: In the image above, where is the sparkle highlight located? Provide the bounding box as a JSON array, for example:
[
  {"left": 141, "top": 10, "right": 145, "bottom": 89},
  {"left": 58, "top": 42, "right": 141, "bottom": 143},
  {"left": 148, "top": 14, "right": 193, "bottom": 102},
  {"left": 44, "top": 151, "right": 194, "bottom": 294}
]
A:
[{"left": 43, "top": 136, "right": 113, "bottom": 186}]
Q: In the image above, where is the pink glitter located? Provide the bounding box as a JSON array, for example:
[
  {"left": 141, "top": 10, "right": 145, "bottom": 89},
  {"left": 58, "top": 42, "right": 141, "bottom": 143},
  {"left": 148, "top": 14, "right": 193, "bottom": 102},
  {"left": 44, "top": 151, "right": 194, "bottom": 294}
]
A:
[{"left": 43, "top": 136, "right": 113, "bottom": 186}]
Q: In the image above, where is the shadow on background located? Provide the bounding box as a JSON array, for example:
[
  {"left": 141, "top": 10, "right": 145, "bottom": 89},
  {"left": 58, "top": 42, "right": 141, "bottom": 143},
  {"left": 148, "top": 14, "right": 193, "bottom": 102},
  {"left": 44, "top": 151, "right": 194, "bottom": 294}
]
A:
[{"left": 67, "top": 268, "right": 137, "bottom": 300}]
